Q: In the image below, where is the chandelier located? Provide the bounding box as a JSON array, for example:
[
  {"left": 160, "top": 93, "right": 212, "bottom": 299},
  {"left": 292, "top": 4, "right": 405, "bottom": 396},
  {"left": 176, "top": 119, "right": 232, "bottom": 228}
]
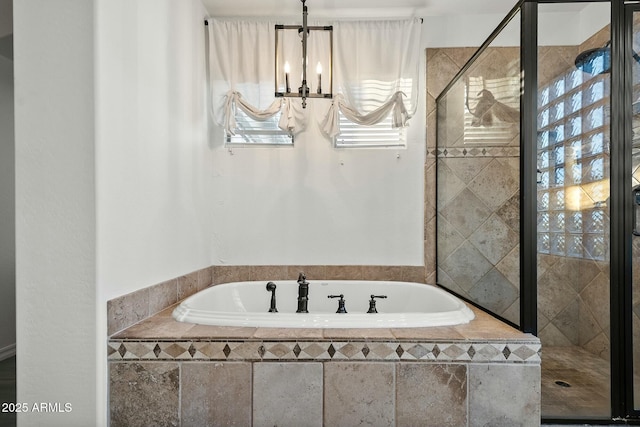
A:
[{"left": 275, "top": 0, "right": 333, "bottom": 108}]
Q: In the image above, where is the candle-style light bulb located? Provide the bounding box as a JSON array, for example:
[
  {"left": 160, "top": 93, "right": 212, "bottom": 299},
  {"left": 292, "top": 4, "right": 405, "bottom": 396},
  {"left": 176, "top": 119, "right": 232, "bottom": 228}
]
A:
[
  {"left": 316, "top": 62, "right": 322, "bottom": 94},
  {"left": 284, "top": 61, "right": 291, "bottom": 93}
]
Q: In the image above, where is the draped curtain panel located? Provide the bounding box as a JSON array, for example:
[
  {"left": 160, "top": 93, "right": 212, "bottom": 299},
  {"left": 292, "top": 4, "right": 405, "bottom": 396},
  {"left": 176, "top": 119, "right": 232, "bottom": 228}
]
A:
[{"left": 207, "top": 17, "right": 422, "bottom": 138}]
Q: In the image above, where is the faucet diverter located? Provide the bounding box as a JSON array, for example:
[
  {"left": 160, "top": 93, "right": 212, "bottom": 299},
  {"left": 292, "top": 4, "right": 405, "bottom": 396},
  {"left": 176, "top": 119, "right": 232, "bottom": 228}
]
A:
[
  {"left": 328, "top": 294, "right": 347, "bottom": 313},
  {"left": 296, "top": 272, "right": 309, "bottom": 313},
  {"left": 367, "top": 294, "right": 387, "bottom": 313}
]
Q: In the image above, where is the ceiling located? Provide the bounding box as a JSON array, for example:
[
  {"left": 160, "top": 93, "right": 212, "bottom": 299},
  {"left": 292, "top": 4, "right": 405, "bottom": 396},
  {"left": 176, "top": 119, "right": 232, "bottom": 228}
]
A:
[
  {"left": 202, "top": 0, "right": 591, "bottom": 20},
  {"left": 200, "top": 0, "right": 521, "bottom": 19}
]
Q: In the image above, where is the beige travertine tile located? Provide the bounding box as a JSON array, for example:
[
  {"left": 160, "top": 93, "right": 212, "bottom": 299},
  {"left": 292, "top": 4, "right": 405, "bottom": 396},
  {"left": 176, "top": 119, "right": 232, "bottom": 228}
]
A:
[
  {"left": 133, "top": 317, "right": 197, "bottom": 339},
  {"left": 287, "top": 265, "right": 326, "bottom": 280},
  {"left": 468, "top": 214, "right": 518, "bottom": 265},
  {"left": 251, "top": 265, "right": 289, "bottom": 281},
  {"left": 468, "top": 159, "right": 519, "bottom": 210},
  {"left": 426, "top": 50, "right": 462, "bottom": 99},
  {"left": 197, "top": 266, "right": 213, "bottom": 291},
  {"left": 425, "top": 270, "right": 437, "bottom": 285},
  {"left": 110, "top": 318, "right": 159, "bottom": 339},
  {"left": 109, "top": 362, "right": 179, "bottom": 427},
  {"left": 181, "top": 362, "right": 251, "bottom": 427},
  {"left": 443, "top": 47, "right": 477, "bottom": 69},
  {"left": 186, "top": 325, "right": 257, "bottom": 339},
  {"left": 253, "top": 363, "right": 323, "bottom": 427},
  {"left": 325, "top": 265, "right": 364, "bottom": 280},
  {"left": 581, "top": 271, "right": 610, "bottom": 332},
  {"left": 401, "top": 266, "right": 426, "bottom": 283},
  {"left": 253, "top": 327, "right": 323, "bottom": 340},
  {"left": 178, "top": 271, "right": 199, "bottom": 300},
  {"left": 453, "top": 307, "right": 528, "bottom": 340},
  {"left": 212, "top": 265, "right": 252, "bottom": 284},
  {"left": 149, "top": 278, "right": 177, "bottom": 315},
  {"left": 323, "top": 328, "right": 395, "bottom": 340},
  {"left": 468, "top": 363, "right": 540, "bottom": 427},
  {"left": 496, "top": 245, "right": 520, "bottom": 289},
  {"left": 155, "top": 304, "right": 179, "bottom": 317},
  {"left": 537, "top": 267, "right": 579, "bottom": 321},
  {"left": 324, "top": 362, "right": 395, "bottom": 427},
  {"left": 363, "top": 266, "right": 404, "bottom": 281},
  {"left": 440, "top": 241, "right": 493, "bottom": 293},
  {"left": 397, "top": 363, "right": 467, "bottom": 427},
  {"left": 392, "top": 326, "right": 465, "bottom": 340},
  {"left": 436, "top": 215, "right": 465, "bottom": 262},
  {"left": 439, "top": 188, "right": 491, "bottom": 239},
  {"left": 107, "top": 287, "right": 149, "bottom": 335}
]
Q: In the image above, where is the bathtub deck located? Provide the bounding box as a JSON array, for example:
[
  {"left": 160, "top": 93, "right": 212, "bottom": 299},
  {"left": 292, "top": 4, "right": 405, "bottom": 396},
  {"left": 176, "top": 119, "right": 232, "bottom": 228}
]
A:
[
  {"left": 111, "top": 304, "right": 530, "bottom": 341},
  {"left": 108, "top": 304, "right": 539, "bottom": 364}
]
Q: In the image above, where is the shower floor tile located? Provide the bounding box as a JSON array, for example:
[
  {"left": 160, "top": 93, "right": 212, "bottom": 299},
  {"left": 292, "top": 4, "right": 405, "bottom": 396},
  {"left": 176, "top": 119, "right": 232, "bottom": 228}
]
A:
[{"left": 541, "top": 346, "right": 610, "bottom": 419}]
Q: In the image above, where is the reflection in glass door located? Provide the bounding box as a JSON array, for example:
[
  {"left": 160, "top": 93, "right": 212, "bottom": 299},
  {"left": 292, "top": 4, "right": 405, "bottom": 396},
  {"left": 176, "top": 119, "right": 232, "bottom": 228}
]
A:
[{"left": 537, "top": 2, "right": 611, "bottom": 420}]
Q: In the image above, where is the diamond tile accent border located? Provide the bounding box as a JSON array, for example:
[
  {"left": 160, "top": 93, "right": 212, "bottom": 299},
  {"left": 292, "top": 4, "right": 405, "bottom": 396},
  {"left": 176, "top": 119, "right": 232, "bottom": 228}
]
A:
[
  {"left": 427, "top": 147, "right": 520, "bottom": 159},
  {"left": 108, "top": 339, "right": 541, "bottom": 364}
]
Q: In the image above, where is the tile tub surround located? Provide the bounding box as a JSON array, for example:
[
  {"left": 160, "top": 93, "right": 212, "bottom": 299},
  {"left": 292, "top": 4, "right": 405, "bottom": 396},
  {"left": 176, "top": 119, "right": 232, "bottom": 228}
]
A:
[
  {"left": 107, "top": 266, "right": 213, "bottom": 335},
  {"left": 108, "top": 306, "right": 541, "bottom": 427},
  {"left": 107, "top": 265, "right": 427, "bottom": 335}
]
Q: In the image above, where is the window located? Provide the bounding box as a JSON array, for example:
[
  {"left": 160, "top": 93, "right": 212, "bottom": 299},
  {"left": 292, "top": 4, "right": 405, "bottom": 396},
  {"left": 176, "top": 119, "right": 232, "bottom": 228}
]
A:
[
  {"left": 225, "top": 109, "right": 293, "bottom": 146},
  {"left": 334, "top": 78, "right": 410, "bottom": 148},
  {"left": 335, "top": 111, "right": 405, "bottom": 147}
]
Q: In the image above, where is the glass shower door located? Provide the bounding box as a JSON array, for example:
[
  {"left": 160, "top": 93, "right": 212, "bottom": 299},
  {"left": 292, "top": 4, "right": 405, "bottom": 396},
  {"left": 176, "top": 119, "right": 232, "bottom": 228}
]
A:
[
  {"left": 436, "top": 11, "right": 522, "bottom": 327},
  {"left": 537, "top": 2, "right": 611, "bottom": 419}
]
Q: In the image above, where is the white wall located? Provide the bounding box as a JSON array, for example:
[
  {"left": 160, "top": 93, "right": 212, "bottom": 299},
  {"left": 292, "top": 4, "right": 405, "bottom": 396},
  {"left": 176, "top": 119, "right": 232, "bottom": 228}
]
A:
[
  {"left": 14, "top": 1, "right": 97, "bottom": 426},
  {"left": 0, "top": 48, "right": 15, "bottom": 359},
  {"left": 424, "top": 12, "right": 509, "bottom": 48},
  {"left": 424, "top": 3, "right": 611, "bottom": 49},
  {"left": 15, "top": 0, "right": 212, "bottom": 425},
  {"left": 95, "top": 1, "right": 212, "bottom": 425},
  {"left": 211, "top": 103, "right": 425, "bottom": 266},
  {"left": 96, "top": 0, "right": 213, "bottom": 302}
]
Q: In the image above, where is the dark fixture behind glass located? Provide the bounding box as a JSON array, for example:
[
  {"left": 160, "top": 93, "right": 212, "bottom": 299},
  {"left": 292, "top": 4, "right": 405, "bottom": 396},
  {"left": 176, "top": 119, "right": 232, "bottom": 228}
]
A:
[
  {"left": 575, "top": 42, "right": 611, "bottom": 74},
  {"left": 575, "top": 41, "right": 640, "bottom": 75}
]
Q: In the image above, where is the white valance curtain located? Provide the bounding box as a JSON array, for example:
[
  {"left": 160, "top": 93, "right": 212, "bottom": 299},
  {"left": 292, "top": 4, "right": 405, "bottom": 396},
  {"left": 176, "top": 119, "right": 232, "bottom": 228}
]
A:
[
  {"left": 208, "top": 20, "right": 295, "bottom": 135},
  {"left": 207, "top": 17, "right": 422, "bottom": 138},
  {"left": 322, "top": 18, "right": 422, "bottom": 137}
]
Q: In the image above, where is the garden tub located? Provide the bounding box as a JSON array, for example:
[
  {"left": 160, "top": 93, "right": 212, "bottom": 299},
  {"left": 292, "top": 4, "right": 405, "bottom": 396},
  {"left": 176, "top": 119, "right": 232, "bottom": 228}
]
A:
[{"left": 172, "top": 280, "right": 475, "bottom": 328}]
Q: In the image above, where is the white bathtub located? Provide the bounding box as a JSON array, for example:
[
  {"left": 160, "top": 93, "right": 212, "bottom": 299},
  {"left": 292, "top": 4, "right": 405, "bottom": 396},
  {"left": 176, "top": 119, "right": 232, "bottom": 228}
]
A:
[{"left": 172, "top": 280, "right": 475, "bottom": 328}]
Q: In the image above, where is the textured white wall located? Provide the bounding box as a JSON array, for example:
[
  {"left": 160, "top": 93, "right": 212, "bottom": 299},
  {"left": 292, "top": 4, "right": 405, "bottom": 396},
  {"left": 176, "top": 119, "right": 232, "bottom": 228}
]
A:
[
  {"left": 96, "top": 0, "right": 213, "bottom": 302},
  {"left": 14, "top": 1, "right": 97, "bottom": 425},
  {"left": 95, "top": 1, "right": 211, "bottom": 424},
  {"left": 0, "top": 53, "right": 15, "bottom": 359},
  {"left": 210, "top": 104, "right": 425, "bottom": 266},
  {"left": 15, "top": 0, "right": 211, "bottom": 425}
]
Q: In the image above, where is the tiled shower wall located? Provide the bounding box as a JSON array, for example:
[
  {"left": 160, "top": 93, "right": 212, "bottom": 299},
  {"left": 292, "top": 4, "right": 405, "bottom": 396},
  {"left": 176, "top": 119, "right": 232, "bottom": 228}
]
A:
[
  {"left": 427, "top": 44, "right": 612, "bottom": 362},
  {"left": 536, "top": 27, "right": 612, "bottom": 361},
  {"left": 427, "top": 47, "right": 521, "bottom": 326}
]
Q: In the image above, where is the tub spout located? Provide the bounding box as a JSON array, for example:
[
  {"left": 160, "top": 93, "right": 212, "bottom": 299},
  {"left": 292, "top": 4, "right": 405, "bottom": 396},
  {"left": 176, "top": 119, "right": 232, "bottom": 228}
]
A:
[{"left": 296, "top": 273, "right": 309, "bottom": 313}]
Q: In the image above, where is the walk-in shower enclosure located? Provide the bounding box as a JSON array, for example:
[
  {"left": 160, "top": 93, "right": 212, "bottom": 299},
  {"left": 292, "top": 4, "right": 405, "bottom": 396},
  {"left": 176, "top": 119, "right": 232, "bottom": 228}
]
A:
[{"left": 435, "top": 0, "right": 639, "bottom": 423}]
